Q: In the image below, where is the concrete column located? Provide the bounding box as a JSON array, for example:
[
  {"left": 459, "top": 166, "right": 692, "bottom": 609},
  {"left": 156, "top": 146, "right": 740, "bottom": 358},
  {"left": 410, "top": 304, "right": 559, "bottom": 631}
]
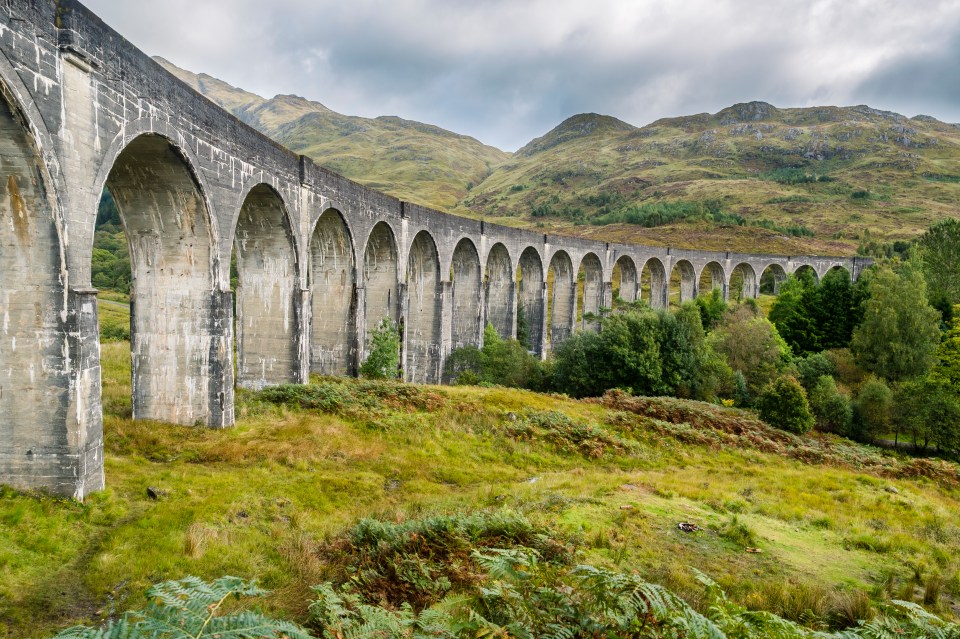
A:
[
  {"left": 398, "top": 282, "right": 409, "bottom": 381},
  {"left": 295, "top": 288, "right": 310, "bottom": 383},
  {"left": 208, "top": 289, "right": 235, "bottom": 428},
  {"left": 537, "top": 281, "right": 549, "bottom": 358},
  {"left": 353, "top": 286, "right": 366, "bottom": 375},
  {"left": 601, "top": 281, "right": 614, "bottom": 317},
  {"left": 508, "top": 281, "right": 518, "bottom": 341}
]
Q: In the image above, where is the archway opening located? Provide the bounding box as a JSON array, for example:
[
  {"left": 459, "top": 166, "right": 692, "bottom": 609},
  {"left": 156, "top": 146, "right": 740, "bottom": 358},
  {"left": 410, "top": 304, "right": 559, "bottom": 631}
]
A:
[
  {"left": 759, "top": 264, "right": 788, "bottom": 296},
  {"left": 362, "top": 222, "right": 399, "bottom": 371},
  {"left": 612, "top": 255, "right": 638, "bottom": 308},
  {"left": 405, "top": 231, "right": 442, "bottom": 383},
  {"left": 311, "top": 208, "right": 356, "bottom": 376},
  {"left": 794, "top": 264, "right": 820, "bottom": 286},
  {"left": 578, "top": 253, "right": 604, "bottom": 330},
  {"left": 485, "top": 243, "right": 513, "bottom": 340},
  {"left": 697, "top": 261, "right": 725, "bottom": 300},
  {"left": 451, "top": 238, "right": 482, "bottom": 351},
  {"left": 517, "top": 247, "right": 544, "bottom": 354},
  {"left": 670, "top": 259, "right": 696, "bottom": 305},
  {"left": 547, "top": 251, "right": 575, "bottom": 347},
  {"left": 640, "top": 258, "right": 667, "bottom": 308},
  {"left": 729, "top": 263, "right": 758, "bottom": 302},
  {"left": 100, "top": 134, "right": 220, "bottom": 426},
  {"left": 232, "top": 185, "right": 298, "bottom": 389}
]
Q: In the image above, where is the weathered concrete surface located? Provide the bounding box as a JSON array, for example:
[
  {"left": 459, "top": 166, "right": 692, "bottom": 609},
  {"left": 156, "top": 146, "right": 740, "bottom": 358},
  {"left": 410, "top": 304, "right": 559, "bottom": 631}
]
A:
[{"left": 0, "top": 0, "right": 871, "bottom": 498}]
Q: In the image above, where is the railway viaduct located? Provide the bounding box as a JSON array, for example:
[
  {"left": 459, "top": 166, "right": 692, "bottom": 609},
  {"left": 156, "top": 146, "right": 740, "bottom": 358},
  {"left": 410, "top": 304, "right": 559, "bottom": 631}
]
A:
[{"left": 0, "top": 1, "right": 870, "bottom": 498}]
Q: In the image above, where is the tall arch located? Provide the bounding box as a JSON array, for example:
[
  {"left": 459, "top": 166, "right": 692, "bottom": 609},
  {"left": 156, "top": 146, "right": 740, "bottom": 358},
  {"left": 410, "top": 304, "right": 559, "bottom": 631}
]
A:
[
  {"left": 517, "top": 247, "right": 544, "bottom": 354},
  {"left": 451, "top": 238, "right": 482, "bottom": 350},
  {"left": 362, "top": 222, "right": 399, "bottom": 365},
  {"left": 759, "top": 264, "right": 788, "bottom": 295},
  {"left": 578, "top": 252, "right": 604, "bottom": 331},
  {"left": 103, "top": 133, "right": 219, "bottom": 426},
  {"left": 0, "top": 79, "right": 104, "bottom": 496},
  {"left": 485, "top": 243, "right": 514, "bottom": 339},
  {"left": 405, "top": 231, "right": 442, "bottom": 383},
  {"left": 612, "top": 255, "right": 638, "bottom": 304},
  {"left": 729, "top": 263, "right": 758, "bottom": 300},
  {"left": 670, "top": 259, "right": 697, "bottom": 304},
  {"left": 697, "top": 261, "right": 726, "bottom": 300},
  {"left": 548, "top": 251, "right": 576, "bottom": 346},
  {"left": 641, "top": 257, "right": 668, "bottom": 308},
  {"left": 233, "top": 184, "right": 298, "bottom": 389},
  {"left": 311, "top": 208, "right": 356, "bottom": 376}
]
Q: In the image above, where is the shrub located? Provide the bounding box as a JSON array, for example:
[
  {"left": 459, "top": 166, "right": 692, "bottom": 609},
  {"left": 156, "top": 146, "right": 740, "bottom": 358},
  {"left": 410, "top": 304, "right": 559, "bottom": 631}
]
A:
[
  {"left": 756, "top": 376, "right": 814, "bottom": 434},
  {"left": 360, "top": 318, "right": 400, "bottom": 379},
  {"left": 796, "top": 352, "right": 835, "bottom": 391}
]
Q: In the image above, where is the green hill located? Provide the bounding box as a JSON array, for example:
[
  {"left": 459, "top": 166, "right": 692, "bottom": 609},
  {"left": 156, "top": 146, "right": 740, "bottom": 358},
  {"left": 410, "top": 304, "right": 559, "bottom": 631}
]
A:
[
  {"left": 159, "top": 56, "right": 960, "bottom": 255},
  {"left": 156, "top": 58, "right": 509, "bottom": 210},
  {"left": 456, "top": 103, "right": 960, "bottom": 255}
]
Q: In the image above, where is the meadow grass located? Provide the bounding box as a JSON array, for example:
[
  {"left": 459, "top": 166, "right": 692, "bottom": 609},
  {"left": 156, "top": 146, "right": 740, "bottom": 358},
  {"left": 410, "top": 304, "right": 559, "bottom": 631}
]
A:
[{"left": 2, "top": 308, "right": 960, "bottom": 636}]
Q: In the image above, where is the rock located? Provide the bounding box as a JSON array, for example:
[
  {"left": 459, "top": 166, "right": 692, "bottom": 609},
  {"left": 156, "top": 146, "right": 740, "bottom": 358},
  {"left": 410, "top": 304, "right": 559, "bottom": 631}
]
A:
[
  {"left": 885, "top": 485, "right": 900, "bottom": 494},
  {"left": 146, "top": 486, "right": 164, "bottom": 500}
]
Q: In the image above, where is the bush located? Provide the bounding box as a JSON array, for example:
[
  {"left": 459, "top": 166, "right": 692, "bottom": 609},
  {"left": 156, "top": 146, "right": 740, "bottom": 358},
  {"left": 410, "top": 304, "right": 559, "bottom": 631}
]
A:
[
  {"left": 360, "top": 318, "right": 400, "bottom": 380},
  {"left": 808, "top": 375, "right": 852, "bottom": 434},
  {"left": 756, "top": 376, "right": 814, "bottom": 434},
  {"left": 796, "top": 352, "right": 835, "bottom": 391},
  {"left": 444, "top": 324, "right": 544, "bottom": 389}
]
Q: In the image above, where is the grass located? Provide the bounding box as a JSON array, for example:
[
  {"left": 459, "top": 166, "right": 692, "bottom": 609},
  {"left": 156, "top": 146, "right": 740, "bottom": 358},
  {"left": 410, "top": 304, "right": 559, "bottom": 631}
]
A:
[{"left": 2, "top": 308, "right": 960, "bottom": 636}]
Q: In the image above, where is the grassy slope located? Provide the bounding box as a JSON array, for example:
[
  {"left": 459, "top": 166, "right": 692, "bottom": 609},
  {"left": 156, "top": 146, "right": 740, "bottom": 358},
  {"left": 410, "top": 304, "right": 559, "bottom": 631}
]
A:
[
  {"left": 3, "top": 306, "right": 960, "bottom": 637},
  {"left": 455, "top": 104, "right": 960, "bottom": 255},
  {"left": 156, "top": 58, "right": 509, "bottom": 210}
]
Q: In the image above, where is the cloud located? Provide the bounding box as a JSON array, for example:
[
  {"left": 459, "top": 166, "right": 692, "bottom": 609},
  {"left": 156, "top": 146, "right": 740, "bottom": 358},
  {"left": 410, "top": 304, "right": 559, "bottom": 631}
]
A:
[{"left": 83, "top": 0, "right": 960, "bottom": 150}]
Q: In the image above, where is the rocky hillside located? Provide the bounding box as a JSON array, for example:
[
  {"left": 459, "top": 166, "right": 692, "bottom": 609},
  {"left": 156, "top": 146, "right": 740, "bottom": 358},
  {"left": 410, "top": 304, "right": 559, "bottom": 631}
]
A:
[
  {"left": 160, "top": 55, "right": 960, "bottom": 255},
  {"left": 156, "top": 58, "right": 509, "bottom": 209}
]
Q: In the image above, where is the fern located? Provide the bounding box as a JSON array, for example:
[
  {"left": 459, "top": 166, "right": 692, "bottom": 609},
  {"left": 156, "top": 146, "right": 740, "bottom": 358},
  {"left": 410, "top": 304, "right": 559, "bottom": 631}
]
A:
[{"left": 52, "top": 576, "right": 312, "bottom": 639}]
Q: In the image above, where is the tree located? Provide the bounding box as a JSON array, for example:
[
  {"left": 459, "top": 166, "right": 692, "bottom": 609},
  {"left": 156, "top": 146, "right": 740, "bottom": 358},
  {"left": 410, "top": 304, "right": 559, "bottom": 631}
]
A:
[
  {"left": 694, "top": 287, "right": 727, "bottom": 331},
  {"left": 851, "top": 377, "right": 893, "bottom": 442},
  {"left": 769, "top": 273, "right": 819, "bottom": 355},
  {"left": 931, "top": 304, "right": 960, "bottom": 390},
  {"left": 851, "top": 264, "right": 941, "bottom": 383},
  {"left": 808, "top": 375, "right": 852, "bottom": 434},
  {"left": 359, "top": 318, "right": 400, "bottom": 379},
  {"left": 707, "top": 305, "right": 792, "bottom": 398},
  {"left": 795, "top": 352, "right": 835, "bottom": 392},
  {"left": 811, "top": 267, "right": 866, "bottom": 349},
  {"left": 755, "top": 376, "right": 814, "bottom": 434},
  {"left": 919, "top": 218, "right": 960, "bottom": 308}
]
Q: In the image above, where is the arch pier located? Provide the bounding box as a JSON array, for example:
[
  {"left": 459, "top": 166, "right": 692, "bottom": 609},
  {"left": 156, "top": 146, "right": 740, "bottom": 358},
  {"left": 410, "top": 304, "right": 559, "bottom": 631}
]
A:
[{"left": 0, "top": 0, "right": 870, "bottom": 498}]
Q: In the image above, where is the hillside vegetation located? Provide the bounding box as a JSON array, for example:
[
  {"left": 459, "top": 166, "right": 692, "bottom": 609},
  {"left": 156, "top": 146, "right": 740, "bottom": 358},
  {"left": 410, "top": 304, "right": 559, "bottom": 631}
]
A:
[
  {"left": 156, "top": 58, "right": 509, "bottom": 210},
  {"left": 158, "top": 57, "right": 960, "bottom": 256},
  {"left": 4, "top": 303, "right": 960, "bottom": 637}
]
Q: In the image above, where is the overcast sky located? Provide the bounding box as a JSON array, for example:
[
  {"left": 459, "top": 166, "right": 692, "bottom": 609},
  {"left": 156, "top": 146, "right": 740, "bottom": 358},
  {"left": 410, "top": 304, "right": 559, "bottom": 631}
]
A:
[{"left": 83, "top": 0, "right": 960, "bottom": 152}]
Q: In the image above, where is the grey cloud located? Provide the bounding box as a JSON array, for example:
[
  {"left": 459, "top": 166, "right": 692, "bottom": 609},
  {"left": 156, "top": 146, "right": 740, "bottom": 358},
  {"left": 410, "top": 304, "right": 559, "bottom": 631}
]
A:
[{"left": 83, "top": 0, "right": 960, "bottom": 150}]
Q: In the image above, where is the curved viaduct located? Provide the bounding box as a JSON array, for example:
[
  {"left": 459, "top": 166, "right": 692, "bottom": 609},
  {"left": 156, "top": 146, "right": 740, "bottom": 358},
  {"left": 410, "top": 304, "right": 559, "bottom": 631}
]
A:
[{"left": 0, "top": 1, "right": 870, "bottom": 498}]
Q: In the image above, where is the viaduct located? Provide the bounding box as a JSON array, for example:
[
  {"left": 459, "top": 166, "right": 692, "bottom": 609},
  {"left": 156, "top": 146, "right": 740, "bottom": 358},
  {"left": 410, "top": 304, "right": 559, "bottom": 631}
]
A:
[{"left": 0, "top": 1, "right": 870, "bottom": 499}]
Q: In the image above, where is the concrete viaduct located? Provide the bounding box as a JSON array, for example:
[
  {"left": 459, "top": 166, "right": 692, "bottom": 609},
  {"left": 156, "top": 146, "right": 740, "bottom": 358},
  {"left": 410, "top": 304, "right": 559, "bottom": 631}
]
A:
[{"left": 0, "top": 1, "right": 870, "bottom": 499}]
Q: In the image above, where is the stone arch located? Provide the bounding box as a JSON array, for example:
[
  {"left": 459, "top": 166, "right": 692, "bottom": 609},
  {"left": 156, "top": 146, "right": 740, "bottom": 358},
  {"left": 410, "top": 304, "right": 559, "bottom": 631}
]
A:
[
  {"left": 311, "top": 207, "right": 356, "bottom": 376},
  {"left": 485, "top": 243, "right": 514, "bottom": 340},
  {"left": 640, "top": 257, "right": 668, "bottom": 308},
  {"left": 103, "top": 133, "right": 221, "bottom": 426},
  {"left": 578, "top": 252, "right": 604, "bottom": 331},
  {"left": 612, "top": 255, "right": 638, "bottom": 304},
  {"left": 697, "top": 261, "right": 726, "bottom": 300},
  {"left": 548, "top": 250, "right": 576, "bottom": 346},
  {"left": 405, "top": 230, "right": 442, "bottom": 383},
  {"left": 362, "top": 221, "right": 400, "bottom": 364},
  {"left": 759, "top": 264, "right": 788, "bottom": 295},
  {"left": 450, "top": 238, "right": 482, "bottom": 350},
  {"left": 0, "top": 76, "right": 103, "bottom": 496},
  {"left": 233, "top": 184, "right": 299, "bottom": 389},
  {"left": 793, "top": 264, "right": 819, "bottom": 285},
  {"left": 670, "top": 259, "right": 697, "bottom": 304},
  {"left": 729, "top": 263, "right": 758, "bottom": 301},
  {"left": 825, "top": 264, "right": 851, "bottom": 280},
  {"left": 517, "top": 247, "right": 545, "bottom": 354}
]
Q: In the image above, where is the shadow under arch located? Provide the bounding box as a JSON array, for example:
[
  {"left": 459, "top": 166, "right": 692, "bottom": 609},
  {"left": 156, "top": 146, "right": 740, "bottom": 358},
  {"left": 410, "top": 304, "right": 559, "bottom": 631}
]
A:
[
  {"left": 311, "top": 207, "right": 357, "bottom": 376},
  {"left": 548, "top": 250, "right": 575, "bottom": 346},
  {"left": 485, "top": 242, "right": 514, "bottom": 340},
  {"left": 612, "top": 255, "right": 638, "bottom": 304},
  {"left": 233, "top": 183, "right": 299, "bottom": 389},
  {"left": 578, "top": 252, "right": 604, "bottom": 331},
  {"left": 362, "top": 221, "right": 400, "bottom": 367},
  {"left": 450, "top": 237, "right": 482, "bottom": 351},
  {"left": 670, "top": 259, "right": 697, "bottom": 304},
  {"left": 517, "top": 247, "right": 545, "bottom": 355},
  {"left": 405, "top": 230, "right": 442, "bottom": 383},
  {"left": 640, "top": 257, "right": 668, "bottom": 308}
]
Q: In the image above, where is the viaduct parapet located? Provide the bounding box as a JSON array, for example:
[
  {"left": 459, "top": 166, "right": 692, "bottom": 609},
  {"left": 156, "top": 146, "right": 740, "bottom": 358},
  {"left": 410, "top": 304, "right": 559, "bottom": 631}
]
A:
[{"left": 0, "top": 1, "right": 870, "bottom": 498}]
